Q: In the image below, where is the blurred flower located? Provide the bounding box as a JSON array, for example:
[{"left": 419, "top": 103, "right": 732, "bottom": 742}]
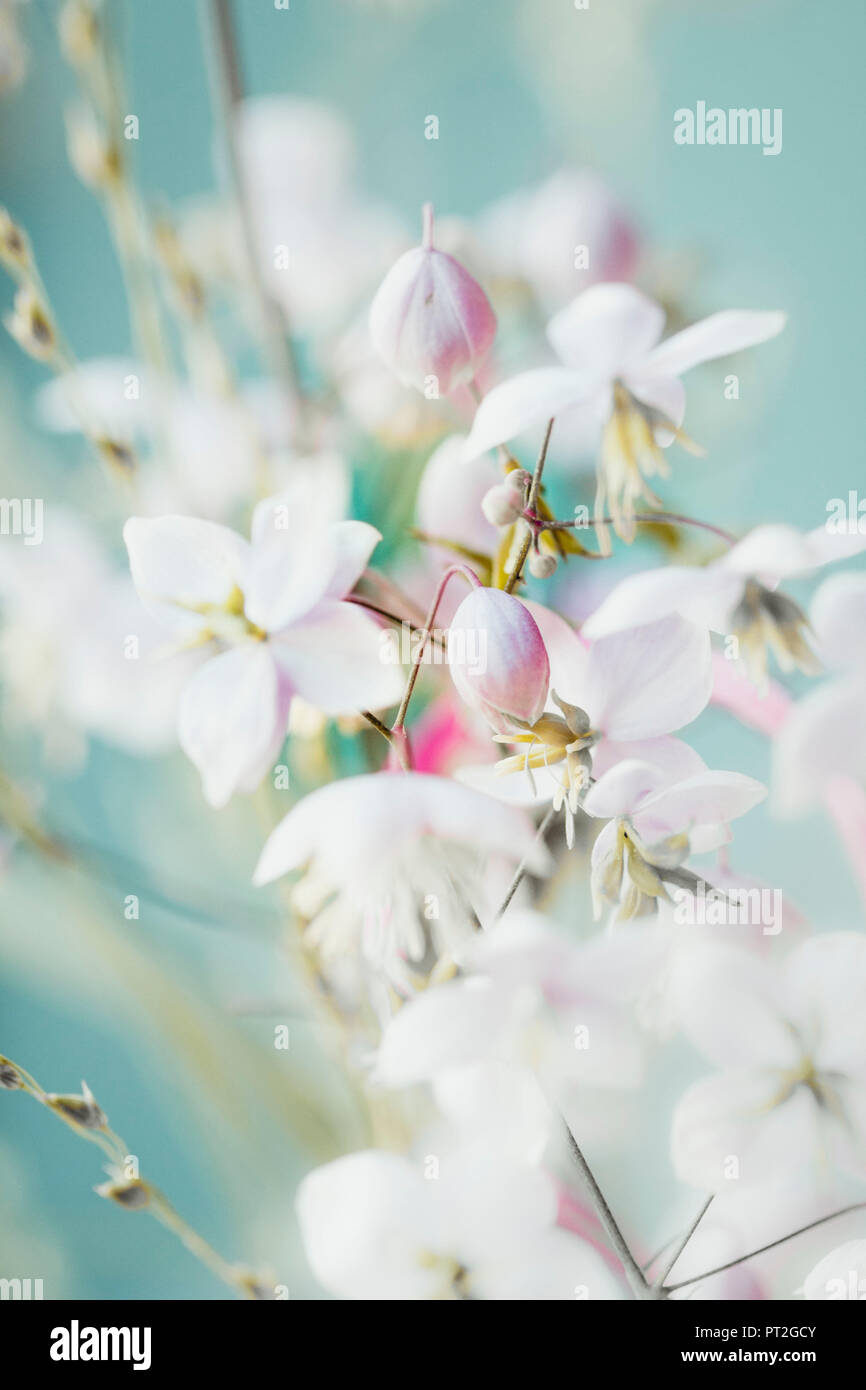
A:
[
  {"left": 670, "top": 934, "right": 866, "bottom": 1189},
  {"left": 370, "top": 203, "right": 497, "bottom": 395},
  {"left": 801, "top": 1241, "right": 866, "bottom": 1300},
  {"left": 464, "top": 283, "right": 784, "bottom": 546},
  {"left": 415, "top": 433, "right": 500, "bottom": 560},
  {"left": 253, "top": 771, "right": 551, "bottom": 992},
  {"left": 582, "top": 522, "right": 866, "bottom": 689},
  {"left": 296, "top": 1146, "right": 621, "bottom": 1300},
  {"left": 124, "top": 495, "right": 401, "bottom": 806}
]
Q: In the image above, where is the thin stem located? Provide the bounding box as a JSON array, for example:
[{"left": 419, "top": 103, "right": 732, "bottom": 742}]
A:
[
  {"left": 503, "top": 418, "right": 554, "bottom": 594},
  {"left": 663, "top": 1202, "right": 866, "bottom": 1293},
  {"left": 494, "top": 805, "right": 556, "bottom": 921},
  {"left": 653, "top": 1196, "right": 714, "bottom": 1288},
  {"left": 530, "top": 509, "right": 737, "bottom": 547},
  {"left": 560, "top": 1118, "right": 654, "bottom": 1300},
  {"left": 198, "top": 0, "right": 307, "bottom": 437},
  {"left": 392, "top": 564, "right": 480, "bottom": 733}
]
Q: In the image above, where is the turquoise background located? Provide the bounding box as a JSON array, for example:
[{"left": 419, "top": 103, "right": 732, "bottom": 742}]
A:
[{"left": 0, "top": 0, "right": 863, "bottom": 1299}]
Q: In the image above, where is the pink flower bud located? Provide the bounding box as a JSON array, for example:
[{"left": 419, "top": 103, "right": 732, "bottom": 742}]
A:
[
  {"left": 369, "top": 203, "right": 496, "bottom": 395},
  {"left": 448, "top": 587, "right": 550, "bottom": 732},
  {"left": 481, "top": 473, "right": 528, "bottom": 527}
]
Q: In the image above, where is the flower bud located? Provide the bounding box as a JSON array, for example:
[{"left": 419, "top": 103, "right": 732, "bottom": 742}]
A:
[
  {"left": 0, "top": 1057, "right": 22, "bottom": 1089},
  {"left": 46, "top": 1080, "right": 107, "bottom": 1130},
  {"left": 448, "top": 586, "right": 549, "bottom": 732},
  {"left": 481, "top": 472, "right": 528, "bottom": 527},
  {"left": 96, "top": 1177, "right": 150, "bottom": 1209},
  {"left": 369, "top": 203, "right": 496, "bottom": 395},
  {"left": 529, "top": 548, "right": 558, "bottom": 579},
  {"left": 0, "top": 208, "right": 31, "bottom": 275},
  {"left": 4, "top": 286, "right": 56, "bottom": 362}
]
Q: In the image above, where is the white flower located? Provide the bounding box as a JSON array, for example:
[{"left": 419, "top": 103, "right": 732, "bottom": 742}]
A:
[
  {"left": 463, "top": 282, "right": 785, "bottom": 545},
  {"left": 296, "top": 1147, "right": 622, "bottom": 1300},
  {"left": 582, "top": 522, "right": 866, "bottom": 688},
  {"left": 584, "top": 757, "right": 766, "bottom": 922},
  {"left": 253, "top": 772, "right": 551, "bottom": 992},
  {"left": 670, "top": 934, "right": 866, "bottom": 1189},
  {"left": 124, "top": 495, "right": 401, "bottom": 806},
  {"left": 459, "top": 604, "right": 713, "bottom": 846},
  {"left": 774, "top": 571, "right": 866, "bottom": 815}
]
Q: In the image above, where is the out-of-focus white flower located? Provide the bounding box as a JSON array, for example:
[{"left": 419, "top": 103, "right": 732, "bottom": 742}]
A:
[
  {"left": 0, "top": 511, "right": 190, "bottom": 761},
  {"left": 376, "top": 911, "right": 660, "bottom": 1105},
  {"left": 296, "top": 1146, "right": 622, "bottom": 1300},
  {"left": 253, "top": 772, "right": 551, "bottom": 993},
  {"left": 670, "top": 934, "right": 866, "bottom": 1189},
  {"left": 801, "top": 1241, "right": 866, "bottom": 1300},
  {"left": 458, "top": 605, "right": 712, "bottom": 845},
  {"left": 584, "top": 757, "right": 766, "bottom": 922},
  {"left": 478, "top": 169, "right": 640, "bottom": 312},
  {"left": 464, "top": 283, "right": 784, "bottom": 546},
  {"left": 774, "top": 572, "right": 866, "bottom": 816},
  {"left": 124, "top": 495, "right": 401, "bottom": 806},
  {"left": 582, "top": 522, "right": 866, "bottom": 689},
  {"left": 415, "top": 433, "right": 500, "bottom": 559},
  {"left": 370, "top": 204, "right": 497, "bottom": 396}
]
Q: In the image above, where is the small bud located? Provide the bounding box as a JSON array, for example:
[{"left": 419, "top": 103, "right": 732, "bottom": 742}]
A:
[
  {"left": 58, "top": 0, "right": 101, "bottom": 67},
  {"left": 95, "top": 436, "right": 136, "bottom": 474},
  {"left": 0, "top": 1057, "right": 22, "bottom": 1090},
  {"left": 448, "top": 586, "right": 550, "bottom": 732},
  {"left": 95, "top": 1177, "right": 150, "bottom": 1209},
  {"left": 4, "top": 286, "right": 57, "bottom": 362},
  {"left": 46, "top": 1080, "right": 107, "bottom": 1130},
  {"left": 369, "top": 203, "right": 496, "bottom": 395},
  {"left": 0, "top": 208, "right": 31, "bottom": 274},
  {"left": 66, "top": 106, "right": 122, "bottom": 189},
  {"left": 481, "top": 473, "right": 528, "bottom": 527},
  {"left": 529, "top": 548, "right": 558, "bottom": 579}
]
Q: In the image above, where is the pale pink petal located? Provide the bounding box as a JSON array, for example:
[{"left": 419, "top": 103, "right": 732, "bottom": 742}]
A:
[
  {"left": 591, "top": 735, "right": 707, "bottom": 783},
  {"left": 582, "top": 566, "right": 741, "bottom": 639},
  {"left": 123, "top": 515, "right": 250, "bottom": 635},
  {"left": 633, "top": 770, "right": 766, "bottom": 841},
  {"left": 581, "top": 615, "right": 713, "bottom": 740}
]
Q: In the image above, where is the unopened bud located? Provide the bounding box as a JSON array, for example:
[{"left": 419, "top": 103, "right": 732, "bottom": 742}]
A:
[
  {"left": 448, "top": 585, "right": 549, "bottom": 732},
  {"left": 46, "top": 1080, "right": 107, "bottom": 1130},
  {"left": 369, "top": 202, "right": 496, "bottom": 395},
  {"left": 4, "top": 287, "right": 57, "bottom": 361},
  {"left": 95, "top": 1177, "right": 150, "bottom": 1209},
  {"left": 481, "top": 472, "right": 528, "bottom": 527},
  {"left": 529, "top": 548, "right": 558, "bottom": 579},
  {"left": 0, "top": 1057, "right": 22, "bottom": 1090},
  {"left": 0, "top": 208, "right": 31, "bottom": 274}
]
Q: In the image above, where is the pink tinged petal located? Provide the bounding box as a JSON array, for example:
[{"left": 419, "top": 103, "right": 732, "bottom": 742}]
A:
[
  {"left": 810, "top": 571, "right": 866, "bottom": 670},
  {"left": 461, "top": 367, "right": 587, "bottom": 459},
  {"left": 667, "top": 945, "right": 798, "bottom": 1070},
  {"left": 632, "top": 770, "right": 767, "bottom": 841},
  {"left": 582, "top": 758, "right": 670, "bottom": 820},
  {"left": 581, "top": 566, "right": 741, "bottom": 640},
  {"left": 590, "top": 735, "right": 707, "bottom": 784},
  {"left": 369, "top": 244, "right": 496, "bottom": 395},
  {"left": 643, "top": 309, "right": 786, "bottom": 378},
  {"left": 772, "top": 675, "right": 866, "bottom": 816},
  {"left": 581, "top": 614, "right": 713, "bottom": 740},
  {"left": 711, "top": 651, "right": 792, "bottom": 737},
  {"left": 546, "top": 282, "right": 665, "bottom": 376},
  {"left": 123, "top": 515, "right": 250, "bottom": 635},
  {"left": 519, "top": 598, "right": 590, "bottom": 701},
  {"left": 448, "top": 587, "right": 550, "bottom": 729},
  {"left": 245, "top": 505, "right": 382, "bottom": 632},
  {"left": 177, "top": 643, "right": 280, "bottom": 808},
  {"left": 671, "top": 1069, "right": 818, "bottom": 1191},
  {"left": 269, "top": 598, "right": 403, "bottom": 716}
]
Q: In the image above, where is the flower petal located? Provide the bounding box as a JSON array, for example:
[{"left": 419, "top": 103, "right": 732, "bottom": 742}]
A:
[
  {"left": 462, "top": 367, "right": 586, "bottom": 459},
  {"left": 643, "top": 309, "right": 786, "bottom": 378},
  {"left": 177, "top": 643, "right": 281, "bottom": 807},
  {"left": 269, "top": 599, "right": 403, "bottom": 715},
  {"left": 547, "top": 283, "right": 665, "bottom": 375},
  {"left": 579, "top": 615, "right": 713, "bottom": 740},
  {"left": 123, "top": 515, "right": 250, "bottom": 636}
]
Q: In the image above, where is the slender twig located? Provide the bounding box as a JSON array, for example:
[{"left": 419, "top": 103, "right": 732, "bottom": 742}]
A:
[
  {"left": 494, "top": 805, "right": 556, "bottom": 921},
  {"left": 504, "top": 419, "right": 554, "bottom": 593},
  {"left": 198, "top": 0, "right": 307, "bottom": 436},
  {"left": 392, "top": 564, "right": 479, "bottom": 733},
  {"left": 560, "top": 1119, "right": 655, "bottom": 1300},
  {"left": 528, "top": 509, "right": 737, "bottom": 547},
  {"left": 663, "top": 1202, "right": 866, "bottom": 1293},
  {"left": 653, "top": 1196, "right": 714, "bottom": 1288}
]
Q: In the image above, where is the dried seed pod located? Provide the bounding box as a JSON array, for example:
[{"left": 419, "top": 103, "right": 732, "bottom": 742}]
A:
[{"left": 46, "top": 1080, "right": 107, "bottom": 1130}]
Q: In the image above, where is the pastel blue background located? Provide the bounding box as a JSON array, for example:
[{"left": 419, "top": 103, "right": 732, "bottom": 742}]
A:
[{"left": 0, "top": 0, "right": 863, "bottom": 1299}]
